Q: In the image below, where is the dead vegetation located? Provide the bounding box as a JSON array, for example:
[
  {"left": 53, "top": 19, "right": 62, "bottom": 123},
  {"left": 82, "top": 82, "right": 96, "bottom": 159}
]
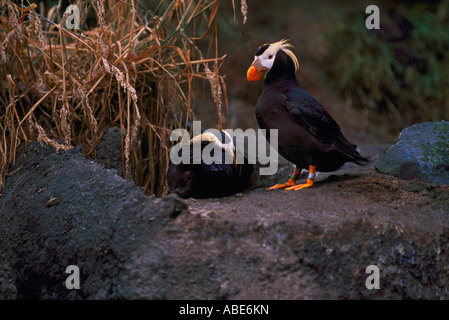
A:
[{"left": 0, "top": 0, "right": 248, "bottom": 196}]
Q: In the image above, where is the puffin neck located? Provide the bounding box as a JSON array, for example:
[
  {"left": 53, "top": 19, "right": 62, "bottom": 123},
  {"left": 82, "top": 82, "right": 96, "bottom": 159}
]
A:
[{"left": 264, "top": 70, "right": 297, "bottom": 85}]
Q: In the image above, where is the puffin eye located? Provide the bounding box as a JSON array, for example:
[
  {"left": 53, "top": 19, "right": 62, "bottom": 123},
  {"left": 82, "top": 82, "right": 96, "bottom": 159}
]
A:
[{"left": 268, "top": 55, "right": 273, "bottom": 59}]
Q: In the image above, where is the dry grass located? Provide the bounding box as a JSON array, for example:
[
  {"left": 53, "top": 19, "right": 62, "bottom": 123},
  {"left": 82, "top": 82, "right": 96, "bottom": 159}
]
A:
[{"left": 0, "top": 0, "right": 247, "bottom": 197}]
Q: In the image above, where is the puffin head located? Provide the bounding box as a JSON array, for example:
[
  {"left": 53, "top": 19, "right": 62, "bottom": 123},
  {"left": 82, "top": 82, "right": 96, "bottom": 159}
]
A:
[
  {"left": 247, "top": 39, "right": 299, "bottom": 82},
  {"left": 190, "top": 130, "right": 237, "bottom": 167}
]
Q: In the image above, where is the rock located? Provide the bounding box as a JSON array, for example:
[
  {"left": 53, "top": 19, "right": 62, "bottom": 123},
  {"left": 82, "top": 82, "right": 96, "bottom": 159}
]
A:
[
  {"left": 95, "top": 127, "right": 126, "bottom": 176},
  {"left": 1, "top": 140, "right": 449, "bottom": 300},
  {"left": 375, "top": 121, "right": 449, "bottom": 185},
  {"left": 0, "top": 141, "right": 188, "bottom": 299}
]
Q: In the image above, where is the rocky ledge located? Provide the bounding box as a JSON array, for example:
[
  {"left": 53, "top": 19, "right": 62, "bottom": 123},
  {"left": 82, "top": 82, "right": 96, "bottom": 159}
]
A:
[{"left": 0, "top": 134, "right": 448, "bottom": 299}]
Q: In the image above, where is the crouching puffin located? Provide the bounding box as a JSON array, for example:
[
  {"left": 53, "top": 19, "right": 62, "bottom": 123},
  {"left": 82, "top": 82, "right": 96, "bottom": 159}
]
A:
[
  {"left": 167, "top": 130, "right": 254, "bottom": 198},
  {"left": 247, "top": 39, "right": 368, "bottom": 191}
]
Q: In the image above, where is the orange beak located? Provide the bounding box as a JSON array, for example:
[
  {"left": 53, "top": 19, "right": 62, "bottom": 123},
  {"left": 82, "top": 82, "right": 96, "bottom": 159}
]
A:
[{"left": 247, "top": 58, "right": 266, "bottom": 81}]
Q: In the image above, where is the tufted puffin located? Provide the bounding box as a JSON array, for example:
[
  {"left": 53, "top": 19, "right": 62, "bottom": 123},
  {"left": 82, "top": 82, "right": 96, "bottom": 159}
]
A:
[
  {"left": 167, "top": 130, "right": 254, "bottom": 198},
  {"left": 247, "top": 39, "right": 368, "bottom": 191}
]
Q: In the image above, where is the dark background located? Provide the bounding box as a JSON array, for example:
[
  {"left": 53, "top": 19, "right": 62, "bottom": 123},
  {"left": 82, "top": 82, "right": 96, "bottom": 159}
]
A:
[{"left": 195, "top": 0, "right": 449, "bottom": 146}]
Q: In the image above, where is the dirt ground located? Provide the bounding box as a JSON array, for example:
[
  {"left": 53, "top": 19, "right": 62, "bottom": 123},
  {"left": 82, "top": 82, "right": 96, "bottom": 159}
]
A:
[{"left": 185, "top": 149, "right": 449, "bottom": 239}]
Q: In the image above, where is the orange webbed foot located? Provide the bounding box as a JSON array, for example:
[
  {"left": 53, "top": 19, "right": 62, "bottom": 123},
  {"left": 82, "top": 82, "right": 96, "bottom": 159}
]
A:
[
  {"left": 266, "top": 178, "right": 295, "bottom": 191},
  {"left": 283, "top": 165, "right": 316, "bottom": 191},
  {"left": 285, "top": 178, "right": 314, "bottom": 191}
]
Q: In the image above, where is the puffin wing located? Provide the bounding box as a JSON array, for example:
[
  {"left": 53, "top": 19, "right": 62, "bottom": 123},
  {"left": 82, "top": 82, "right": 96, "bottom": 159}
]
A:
[{"left": 284, "top": 88, "right": 367, "bottom": 164}]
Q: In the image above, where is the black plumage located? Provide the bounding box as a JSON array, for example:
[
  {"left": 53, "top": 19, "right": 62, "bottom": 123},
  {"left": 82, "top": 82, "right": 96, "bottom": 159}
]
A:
[
  {"left": 167, "top": 131, "right": 254, "bottom": 198},
  {"left": 248, "top": 40, "right": 368, "bottom": 190}
]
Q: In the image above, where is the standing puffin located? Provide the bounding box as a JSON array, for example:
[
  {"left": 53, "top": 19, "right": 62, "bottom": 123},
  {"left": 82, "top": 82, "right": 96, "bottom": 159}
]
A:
[
  {"left": 247, "top": 39, "right": 368, "bottom": 191},
  {"left": 167, "top": 130, "right": 254, "bottom": 198}
]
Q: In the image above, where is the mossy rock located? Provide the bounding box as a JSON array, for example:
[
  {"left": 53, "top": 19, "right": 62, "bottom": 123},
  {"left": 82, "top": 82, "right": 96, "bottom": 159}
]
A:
[{"left": 375, "top": 121, "right": 449, "bottom": 186}]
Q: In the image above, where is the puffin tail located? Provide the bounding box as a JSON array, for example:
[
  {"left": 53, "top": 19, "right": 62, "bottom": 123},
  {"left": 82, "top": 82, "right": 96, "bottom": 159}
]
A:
[
  {"left": 348, "top": 144, "right": 369, "bottom": 166},
  {"left": 351, "top": 151, "right": 370, "bottom": 166},
  {"left": 332, "top": 138, "right": 369, "bottom": 166}
]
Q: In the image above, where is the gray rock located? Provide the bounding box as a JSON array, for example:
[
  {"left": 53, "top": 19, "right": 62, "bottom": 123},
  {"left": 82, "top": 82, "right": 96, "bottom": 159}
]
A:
[
  {"left": 375, "top": 121, "right": 449, "bottom": 185},
  {"left": 0, "top": 141, "right": 188, "bottom": 299},
  {"left": 95, "top": 127, "right": 126, "bottom": 176},
  {"left": 1, "top": 140, "right": 449, "bottom": 300}
]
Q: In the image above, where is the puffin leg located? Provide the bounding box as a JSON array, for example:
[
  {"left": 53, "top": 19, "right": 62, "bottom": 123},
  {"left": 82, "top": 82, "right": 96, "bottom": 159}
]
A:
[
  {"left": 285, "top": 165, "right": 316, "bottom": 191},
  {"left": 266, "top": 167, "right": 300, "bottom": 191}
]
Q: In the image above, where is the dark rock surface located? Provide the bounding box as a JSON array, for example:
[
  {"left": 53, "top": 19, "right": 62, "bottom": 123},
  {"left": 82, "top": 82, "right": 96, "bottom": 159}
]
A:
[
  {"left": 375, "top": 121, "right": 449, "bottom": 186},
  {"left": 0, "top": 141, "right": 188, "bottom": 299},
  {"left": 95, "top": 127, "right": 126, "bottom": 177},
  {"left": 0, "top": 141, "right": 449, "bottom": 299}
]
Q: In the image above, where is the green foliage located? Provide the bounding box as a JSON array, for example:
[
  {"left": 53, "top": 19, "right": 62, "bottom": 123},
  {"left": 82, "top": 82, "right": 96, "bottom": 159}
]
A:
[{"left": 323, "top": 2, "right": 449, "bottom": 135}]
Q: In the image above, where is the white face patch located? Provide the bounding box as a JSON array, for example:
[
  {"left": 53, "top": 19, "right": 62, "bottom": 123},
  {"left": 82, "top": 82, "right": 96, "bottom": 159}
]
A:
[
  {"left": 252, "top": 39, "right": 299, "bottom": 76},
  {"left": 255, "top": 49, "right": 276, "bottom": 72}
]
